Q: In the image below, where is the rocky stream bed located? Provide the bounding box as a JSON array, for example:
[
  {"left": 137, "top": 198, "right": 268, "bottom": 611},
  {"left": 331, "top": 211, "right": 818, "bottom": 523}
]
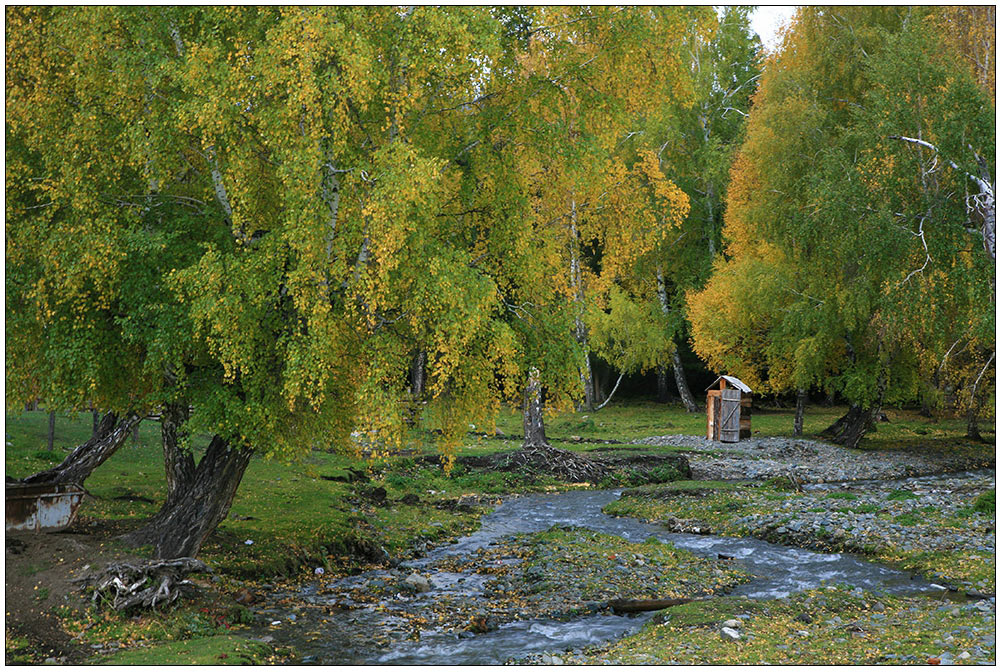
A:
[{"left": 240, "top": 435, "right": 995, "bottom": 665}]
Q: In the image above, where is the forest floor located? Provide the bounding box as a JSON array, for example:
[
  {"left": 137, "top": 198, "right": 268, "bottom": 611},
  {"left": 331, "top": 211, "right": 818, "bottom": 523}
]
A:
[{"left": 4, "top": 403, "right": 995, "bottom": 664}]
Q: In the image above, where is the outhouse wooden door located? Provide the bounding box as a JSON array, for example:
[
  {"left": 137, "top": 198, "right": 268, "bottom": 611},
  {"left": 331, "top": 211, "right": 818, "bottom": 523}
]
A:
[{"left": 719, "top": 389, "right": 742, "bottom": 443}]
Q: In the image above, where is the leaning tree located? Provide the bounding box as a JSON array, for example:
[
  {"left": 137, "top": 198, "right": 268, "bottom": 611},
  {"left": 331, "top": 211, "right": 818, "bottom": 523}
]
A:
[{"left": 6, "top": 6, "right": 528, "bottom": 558}]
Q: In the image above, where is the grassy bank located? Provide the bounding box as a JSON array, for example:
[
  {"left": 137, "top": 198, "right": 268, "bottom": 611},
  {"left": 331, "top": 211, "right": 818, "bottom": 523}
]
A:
[
  {"left": 606, "top": 479, "right": 996, "bottom": 595},
  {"left": 578, "top": 588, "right": 996, "bottom": 665},
  {"left": 4, "top": 402, "right": 993, "bottom": 664}
]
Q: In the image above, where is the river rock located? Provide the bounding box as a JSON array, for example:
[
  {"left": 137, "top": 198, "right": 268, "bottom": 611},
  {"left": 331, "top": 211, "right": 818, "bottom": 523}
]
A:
[
  {"left": 403, "top": 573, "right": 431, "bottom": 593},
  {"left": 720, "top": 627, "right": 741, "bottom": 642}
]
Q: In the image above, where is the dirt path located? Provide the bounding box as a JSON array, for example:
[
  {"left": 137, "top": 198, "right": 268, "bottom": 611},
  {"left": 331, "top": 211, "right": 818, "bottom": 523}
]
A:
[{"left": 5, "top": 530, "right": 140, "bottom": 664}]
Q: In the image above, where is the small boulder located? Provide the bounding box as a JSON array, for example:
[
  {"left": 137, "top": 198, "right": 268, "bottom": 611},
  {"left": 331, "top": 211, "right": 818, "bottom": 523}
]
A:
[
  {"left": 403, "top": 572, "right": 432, "bottom": 593},
  {"left": 720, "top": 626, "right": 741, "bottom": 642},
  {"left": 722, "top": 619, "right": 742, "bottom": 629}
]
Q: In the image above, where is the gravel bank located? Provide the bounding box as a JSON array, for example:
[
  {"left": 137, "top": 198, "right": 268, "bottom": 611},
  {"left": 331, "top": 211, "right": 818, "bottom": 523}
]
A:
[{"left": 633, "top": 434, "right": 992, "bottom": 483}]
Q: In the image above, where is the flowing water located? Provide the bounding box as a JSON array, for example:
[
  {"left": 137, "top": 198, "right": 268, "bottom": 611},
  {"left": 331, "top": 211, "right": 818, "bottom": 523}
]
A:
[{"left": 269, "top": 486, "right": 962, "bottom": 665}]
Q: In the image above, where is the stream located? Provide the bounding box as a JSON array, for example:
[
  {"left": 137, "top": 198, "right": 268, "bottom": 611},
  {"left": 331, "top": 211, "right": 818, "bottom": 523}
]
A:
[{"left": 263, "top": 485, "right": 962, "bottom": 665}]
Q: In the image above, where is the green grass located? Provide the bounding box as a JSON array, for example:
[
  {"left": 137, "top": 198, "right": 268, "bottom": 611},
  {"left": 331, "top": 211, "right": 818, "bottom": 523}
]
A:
[
  {"left": 887, "top": 489, "right": 919, "bottom": 501},
  {"left": 973, "top": 490, "right": 995, "bottom": 514},
  {"left": 585, "top": 588, "right": 995, "bottom": 665},
  {"left": 519, "top": 526, "right": 750, "bottom": 601},
  {"left": 5, "top": 403, "right": 994, "bottom": 665},
  {"left": 93, "top": 635, "right": 274, "bottom": 665},
  {"left": 825, "top": 492, "right": 858, "bottom": 501},
  {"left": 490, "top": 400, "right": 993, "bottom": 451},
  {"left": 607, "top": 481, "right": 995, "bottom": 594}
]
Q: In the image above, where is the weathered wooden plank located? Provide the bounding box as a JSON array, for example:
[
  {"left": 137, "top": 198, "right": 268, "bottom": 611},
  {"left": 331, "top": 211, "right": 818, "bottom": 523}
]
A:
[{"left": 720, "top": 388, "right": 741, "bottom": 442}]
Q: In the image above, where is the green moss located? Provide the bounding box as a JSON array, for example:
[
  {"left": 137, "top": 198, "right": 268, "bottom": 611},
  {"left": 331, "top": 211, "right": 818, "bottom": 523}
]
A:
[{"left": 973, "top": 489, "right": 995, "bottom": 514}]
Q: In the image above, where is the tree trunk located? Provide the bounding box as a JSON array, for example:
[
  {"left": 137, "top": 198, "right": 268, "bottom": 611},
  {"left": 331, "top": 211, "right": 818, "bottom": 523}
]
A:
[
  {"left": 21, "top": 412, "right": 142, "bottom": 486},
  {"left": 655, "top": 266, "right": 697, "bottom": 412},
  {"left": 793, "top": 389, "right": 807, "bottom": 436},
  {"left": 160, "top": 403, "right": 196, "bottom": 511},
  {"left": 522, "top": 368, "right": 548, "bottom": 448},
  {"left": 594, "top": 373, "right": 624, "bottom": 411},
  {"left": 964, "top": 351, "right": 994, "bottom": 441},
  {"left": 122, "top": 436, "right": 253, "bottom": 559},
  {"left": 92, "top": 409, "right": 100, "bottom": 438},
  {"left": 47, "top": 411, "right": 56, "bottom": 452},
  {"left": 580, "top": 355, "right": 595, "bottom": 412},
  {"left": 410, "top": 349, "right": 427, "bottom": 399},
  {"left": 820, "top": 378, "right": 886, "bottom": 450},
  {"left": 569, "top": 200, "right": 593, "bottom": 412},
  {"left": 672, "top": 347, "right": 699, "bottom": 413},
  {"left": 919, "top": 395, "right": 934, "bottom": 418},
  {"left": 966, "top": 410, "right": 983, "bottom": 441},
  {"left": 656, "top": 366, "right": 672, "bottom": 403}
]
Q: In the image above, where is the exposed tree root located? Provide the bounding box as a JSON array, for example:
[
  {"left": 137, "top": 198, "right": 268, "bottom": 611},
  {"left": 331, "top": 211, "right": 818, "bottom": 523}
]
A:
[
  {"left": 498, "top": 444, "right": 612, "bottom": 483},
  {"left": 73, "top": 558, "right": 209, "bottom": 612}
]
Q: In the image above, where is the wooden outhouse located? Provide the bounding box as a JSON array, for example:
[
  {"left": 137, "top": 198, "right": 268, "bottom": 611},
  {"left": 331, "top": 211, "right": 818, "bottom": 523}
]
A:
[{"left": 706, "top": 375, "right": 752, "bottom": 442}]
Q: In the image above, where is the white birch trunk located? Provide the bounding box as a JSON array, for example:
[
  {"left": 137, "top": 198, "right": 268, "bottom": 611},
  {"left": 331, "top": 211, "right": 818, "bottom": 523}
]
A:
[
  {"left": 657, "top": 267, "right": 698, "bottom": 413},
  {"left": 569, "top": 198, "right": 594, "bottom": 410}
]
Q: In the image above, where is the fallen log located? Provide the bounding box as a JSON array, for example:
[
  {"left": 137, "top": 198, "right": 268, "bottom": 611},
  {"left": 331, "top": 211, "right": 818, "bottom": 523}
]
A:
[
  {"left": 73, "top": 557, "right": 209, "bottom": 611},
  {"left": 608, "top": 597, "right": 693, "bottom": 614}
]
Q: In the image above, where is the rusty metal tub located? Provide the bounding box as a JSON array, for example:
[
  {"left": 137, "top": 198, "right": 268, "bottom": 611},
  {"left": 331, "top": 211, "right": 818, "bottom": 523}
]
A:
[{"left": 6, "top": 482, "right": 86, "bottom": 532}]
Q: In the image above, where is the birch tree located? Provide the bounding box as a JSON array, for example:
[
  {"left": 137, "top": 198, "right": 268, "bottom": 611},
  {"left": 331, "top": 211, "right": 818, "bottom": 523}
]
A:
[{"left": 689, "top": 7, "right": 994, "bottom": 448}]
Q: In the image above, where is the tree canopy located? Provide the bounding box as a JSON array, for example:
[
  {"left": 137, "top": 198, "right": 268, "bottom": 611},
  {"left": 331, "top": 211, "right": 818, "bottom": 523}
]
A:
[{"left": 687, "top": 6, "right": 995, "bottom": 446}]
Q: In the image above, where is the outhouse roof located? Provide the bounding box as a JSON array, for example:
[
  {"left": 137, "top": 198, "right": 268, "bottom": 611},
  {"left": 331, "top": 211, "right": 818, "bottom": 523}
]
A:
[{"left": 706, "top": 375, "right": 752, "bottom": 394}]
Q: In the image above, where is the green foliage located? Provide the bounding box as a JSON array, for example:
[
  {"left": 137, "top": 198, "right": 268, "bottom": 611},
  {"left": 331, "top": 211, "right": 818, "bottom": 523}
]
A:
[
  {"left": 588, "top": 7, "right": 762, "bottom": 382},
  {"left": 688, "top": 7, "right": 995, "bottom": 425}
]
